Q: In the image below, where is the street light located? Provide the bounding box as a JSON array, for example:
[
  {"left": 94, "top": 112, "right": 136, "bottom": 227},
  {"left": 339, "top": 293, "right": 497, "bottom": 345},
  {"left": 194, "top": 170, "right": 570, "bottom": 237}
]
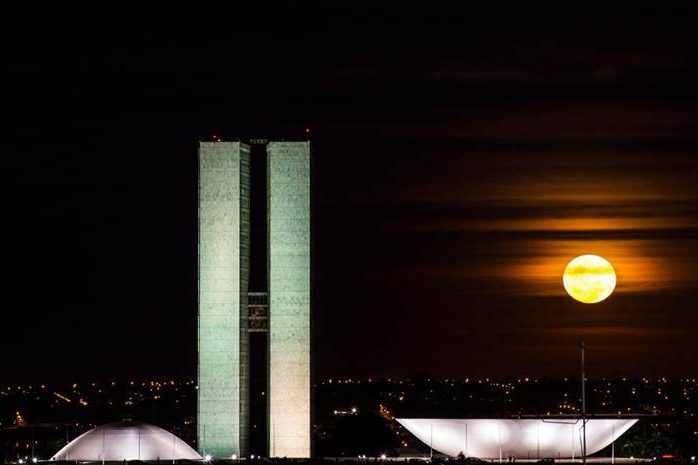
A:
[
  {"left": 562, "top": 254, "right": 617, "bottom": 465},
  {"left": 580, "top": 341, "right": 587, "bottom": 465}
]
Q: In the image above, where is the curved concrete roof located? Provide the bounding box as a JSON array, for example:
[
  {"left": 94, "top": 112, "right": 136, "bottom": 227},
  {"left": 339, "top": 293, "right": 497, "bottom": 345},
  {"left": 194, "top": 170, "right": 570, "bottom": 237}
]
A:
[
  {"left": 397, "top": 418, "right": 637, "bottom": 459},
  {"left": 50, "top": 421, "right": 202, "bottom": 461}
]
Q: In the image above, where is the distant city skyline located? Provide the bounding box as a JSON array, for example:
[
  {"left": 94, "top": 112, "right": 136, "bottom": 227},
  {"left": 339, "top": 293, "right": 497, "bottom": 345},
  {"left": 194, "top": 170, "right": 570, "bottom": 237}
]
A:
[{"left": 6, "top": 375, "right": 695, "bottom": 460}]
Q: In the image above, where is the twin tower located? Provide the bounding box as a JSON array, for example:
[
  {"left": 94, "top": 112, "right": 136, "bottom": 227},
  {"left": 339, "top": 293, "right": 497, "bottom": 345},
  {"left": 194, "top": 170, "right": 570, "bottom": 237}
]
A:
[{"left": 198, "top": 141, "right": 311, "bottom": 458}]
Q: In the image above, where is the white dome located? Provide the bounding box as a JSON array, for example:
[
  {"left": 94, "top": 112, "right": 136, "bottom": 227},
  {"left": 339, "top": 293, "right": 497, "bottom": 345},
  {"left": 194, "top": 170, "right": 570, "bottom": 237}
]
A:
[
  {"left": 397, "top": 418, "right": 637, "bottom": 459},
  {"left": 50, "top": 421, "right": 202, "bottom": 461}
]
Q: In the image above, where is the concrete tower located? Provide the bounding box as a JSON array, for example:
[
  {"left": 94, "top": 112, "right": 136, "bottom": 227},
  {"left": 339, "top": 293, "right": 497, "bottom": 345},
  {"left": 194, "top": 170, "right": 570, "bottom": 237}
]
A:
[
  {"left": 267, "top": 142, "right": 311, "bottom": 457},
  {"left": 198, "top": 141, "right": 311, "bottom": 458}
]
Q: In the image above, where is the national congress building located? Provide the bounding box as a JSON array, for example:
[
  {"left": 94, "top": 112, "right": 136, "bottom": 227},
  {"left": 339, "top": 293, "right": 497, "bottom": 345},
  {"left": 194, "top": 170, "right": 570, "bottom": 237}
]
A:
[{"left": 198, "top": 141, "right": 311, "bottom": 458}]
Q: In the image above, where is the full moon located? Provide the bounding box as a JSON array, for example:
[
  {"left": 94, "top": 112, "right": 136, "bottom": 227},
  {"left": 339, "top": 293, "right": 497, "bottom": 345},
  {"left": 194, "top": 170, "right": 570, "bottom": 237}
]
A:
[{"left": 563, "top": 254, "right": 616, "bottom": 304}]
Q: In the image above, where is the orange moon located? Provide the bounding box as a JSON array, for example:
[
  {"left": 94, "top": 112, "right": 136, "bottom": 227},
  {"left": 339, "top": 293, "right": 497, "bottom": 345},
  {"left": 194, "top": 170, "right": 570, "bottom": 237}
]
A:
[{"left": 563, "top": 255, "right": 616, "bottom": 304}]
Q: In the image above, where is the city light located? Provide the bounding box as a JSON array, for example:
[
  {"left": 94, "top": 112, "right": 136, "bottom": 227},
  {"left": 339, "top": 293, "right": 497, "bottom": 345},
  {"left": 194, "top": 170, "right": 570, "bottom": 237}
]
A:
[
  {"left": 204, "top": 454, "right": 213, "bottom": 462},
  {"left": 2, "top": 377, "right": 696, "bottom": 460}
]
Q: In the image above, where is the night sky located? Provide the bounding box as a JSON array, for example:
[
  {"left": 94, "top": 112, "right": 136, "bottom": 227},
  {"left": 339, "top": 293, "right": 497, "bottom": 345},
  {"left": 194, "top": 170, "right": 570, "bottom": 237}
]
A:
[{"left": 5, "top": 4, "right": 698, "bottom": 382}]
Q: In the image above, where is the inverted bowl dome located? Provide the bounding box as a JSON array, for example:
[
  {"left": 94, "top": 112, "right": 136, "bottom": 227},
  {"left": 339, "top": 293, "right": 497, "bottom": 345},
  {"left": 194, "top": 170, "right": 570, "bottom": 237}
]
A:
[{"left": 397, "top": 418, "right": 637, "bottom": 459}]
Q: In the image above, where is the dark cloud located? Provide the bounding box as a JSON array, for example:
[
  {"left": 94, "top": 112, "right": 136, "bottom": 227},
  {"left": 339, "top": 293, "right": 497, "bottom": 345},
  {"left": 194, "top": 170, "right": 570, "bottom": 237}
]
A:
[{"left": 4, "top": 5, "right": 698, "bottom": 381}]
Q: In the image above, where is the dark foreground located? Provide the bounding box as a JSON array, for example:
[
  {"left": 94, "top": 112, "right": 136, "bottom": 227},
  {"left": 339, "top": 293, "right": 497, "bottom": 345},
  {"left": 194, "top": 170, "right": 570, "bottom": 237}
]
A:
[{"left": 11, "top": 457, "right": 678, "bottom": 465}]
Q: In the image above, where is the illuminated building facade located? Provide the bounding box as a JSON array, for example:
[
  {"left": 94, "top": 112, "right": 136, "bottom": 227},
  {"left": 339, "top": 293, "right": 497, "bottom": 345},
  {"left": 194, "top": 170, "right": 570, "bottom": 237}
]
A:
[
  {"left": 397, "top": 418, "right": 637, "bottom": 459},
  {"left": 198, "top": 141, "right": 311, "bottom": 458},
  {"left": 51, "top": 422, "right": 202, "bottom": 462}
]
